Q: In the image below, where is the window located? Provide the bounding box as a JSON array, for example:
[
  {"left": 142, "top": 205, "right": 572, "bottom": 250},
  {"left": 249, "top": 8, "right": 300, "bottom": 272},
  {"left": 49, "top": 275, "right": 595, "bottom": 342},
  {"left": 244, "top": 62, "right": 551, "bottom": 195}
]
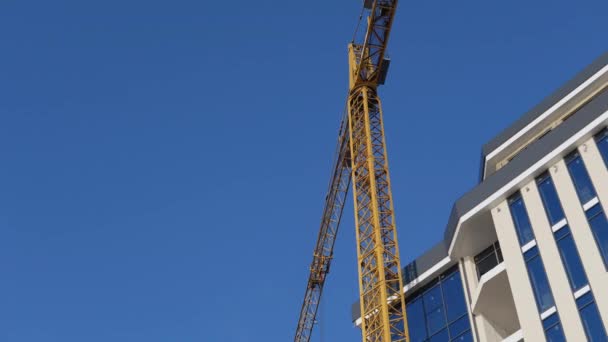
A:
[
  {"left": 565, "top": 151, "right": 597, "bottom": 204},
  {"left": 576, "top": 292, "right": 608, "bottom": 341},
  {"left": 474, "top": 242, "right": 503, "bottom": 279},
  {"left": 407, "top": 297, "right": 427, "bottom": 342},
  {"left": 450, "top": 331, "right": 472, "bottom": 342},
  {"left": 554, "top": 226, "right": 588, "bottom": 291},
  {"left": 424, "top": 285, "right": 446, "bottom": 336},
  {"left": 442, "top": 271, "right": 467, "bottom": 323},
  {"left": 537, "top": 172, "right": 565, "bottom": 225},
  {"left": 428, "top": 329, "right": 448, "bottom": 342},
  {"left": 543, "top": 312, "right": 566, "bottom": 342},
  {"left": 509, "top": 193, "right": 535, "bottom": 245},
  {"left": 585, "top": 204, "right": 608, "bottom": 268},
  {"left": 405, "top": 268, "right": 472, "bottom": 342},
  {"left": 524, "top": 246, "right": 555, "bottom": 312},
  {"left": 595, "top": 128, "right": 608, "bottom": 167}
]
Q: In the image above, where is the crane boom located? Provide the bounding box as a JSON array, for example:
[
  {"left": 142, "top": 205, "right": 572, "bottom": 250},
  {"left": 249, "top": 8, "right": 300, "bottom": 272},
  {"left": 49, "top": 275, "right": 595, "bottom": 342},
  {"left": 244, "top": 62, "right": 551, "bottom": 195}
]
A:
[
  {"left": 295, "top": 1, "right": 407, "bottom": 341},
  {"left": 294, "top": 119, "right": 351, "bottom": 342}
]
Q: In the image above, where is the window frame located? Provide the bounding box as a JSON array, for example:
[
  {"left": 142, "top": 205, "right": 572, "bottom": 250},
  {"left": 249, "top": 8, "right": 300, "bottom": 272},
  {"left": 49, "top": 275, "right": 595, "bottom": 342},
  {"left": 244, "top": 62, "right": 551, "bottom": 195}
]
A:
[
  {"left": 565, "top": 151, "right": 597, "bottom": 204},
  {"left": 523, "top": 246, "right": 556, "bottom": 313},
  {"left": 508, "top": 192, "right": 536, "bottom": 246}
]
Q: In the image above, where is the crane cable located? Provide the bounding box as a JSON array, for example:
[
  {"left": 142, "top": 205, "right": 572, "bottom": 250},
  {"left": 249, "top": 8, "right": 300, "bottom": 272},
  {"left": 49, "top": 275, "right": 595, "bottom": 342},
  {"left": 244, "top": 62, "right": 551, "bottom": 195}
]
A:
[{"left": 351, "top": 4, "right": 365, "bottom": 43}]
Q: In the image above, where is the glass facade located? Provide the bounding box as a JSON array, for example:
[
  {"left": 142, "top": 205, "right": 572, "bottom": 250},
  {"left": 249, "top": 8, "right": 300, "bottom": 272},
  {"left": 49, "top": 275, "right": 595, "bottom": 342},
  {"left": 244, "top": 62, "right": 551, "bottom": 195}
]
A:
[
  {"left": 524, "top": 246, "right": 555, "bottom": 312},
  {"left": 585, "top": 204, "right": 608, "bottom": 268},
  {"left": 508, "top": 192, "right": 535, "bottom": 245},
  {"left": 406, "top": 267, "right": 471, "bottom": 342},
  {"left": 596, "top": 128, "right": 608, "bottom": 167},
  {"left": 565, "top": 151, "right": 597, "bottom": 204},
  {"left": 576, "top": 292, "right": 608, "bottom": 341},
  {"left": 554, "top": 225, "right": 588, "bottom": 291},
  {"left": 537, "top": 172, "right": 566, "bottom": 225},
  {"left": 543, "top": 312, "right": 566, "bottom": 342}
]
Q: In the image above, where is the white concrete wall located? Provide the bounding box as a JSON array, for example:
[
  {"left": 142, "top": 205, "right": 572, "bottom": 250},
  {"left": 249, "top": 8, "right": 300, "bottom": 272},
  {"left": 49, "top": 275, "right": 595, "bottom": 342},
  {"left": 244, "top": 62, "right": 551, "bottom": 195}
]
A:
[
  {"left": 577, "top": 138, "right": 608, "bottom": 323},
  {"left": 491, "top": 201, "right": 545, "bottom": 341},
  {"left": 521, "top": 179, "right": 587, "bottom": 340}
]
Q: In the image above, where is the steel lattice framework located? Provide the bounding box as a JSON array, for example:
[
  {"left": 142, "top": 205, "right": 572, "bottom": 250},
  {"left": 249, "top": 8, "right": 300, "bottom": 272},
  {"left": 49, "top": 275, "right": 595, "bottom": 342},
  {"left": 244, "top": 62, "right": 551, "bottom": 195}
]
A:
[
  {"left": 295, "top": 1, "right": 407, "bottom": 341},
  {"left": 347, "top": 86, "right": 407, "bottom": 341},
  {"left": 294, "top": 120, "right": 351, "bottom": 342}
]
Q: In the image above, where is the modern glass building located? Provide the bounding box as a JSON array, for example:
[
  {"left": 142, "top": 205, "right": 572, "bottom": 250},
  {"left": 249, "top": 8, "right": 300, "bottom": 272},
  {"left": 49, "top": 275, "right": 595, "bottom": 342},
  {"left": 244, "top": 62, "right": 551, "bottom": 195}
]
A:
[{"left": 352, "top": 52, "right": 608, "bottom": 341}]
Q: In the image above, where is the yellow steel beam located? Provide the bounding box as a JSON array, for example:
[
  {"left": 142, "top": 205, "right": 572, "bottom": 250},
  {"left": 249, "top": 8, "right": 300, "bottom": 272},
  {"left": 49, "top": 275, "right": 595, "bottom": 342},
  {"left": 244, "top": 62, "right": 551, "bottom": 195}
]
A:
[
  {"left": 347, "top": 84, "right": 408, "bottom": 341},
  {"left": 295, "top": 1, "right": 407, "bottom": 341},
  {"left": 294, "top": 119, "right": 351, "bottom": 342}
]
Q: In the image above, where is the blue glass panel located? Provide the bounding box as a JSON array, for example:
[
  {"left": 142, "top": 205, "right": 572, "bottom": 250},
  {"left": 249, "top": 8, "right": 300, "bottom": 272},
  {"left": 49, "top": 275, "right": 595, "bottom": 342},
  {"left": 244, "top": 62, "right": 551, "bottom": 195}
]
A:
[
  {"left": 586, "top": 204, "right": 608, "bottom": 267},
  {"left": 566, "top": 152, "right": 597, "bottom": 204},
  {"left": 587, "top": 203, "right": 604, "bottom": 218},
  {"left": 428, "top": 328, "right": 449, "bottom": 342},
  {"left": 525, "top": 247, "right": 555, "bottom": 312},
  {"left": 595, "top": 129, "right": 608, "bottom": 168},
  {"left": 424, "top": 285, "right": 446, "bottom": 335},
  {"left": 543, "top": 312, "right": 560, "bottom": 329},
  {"left": 537, "top": 173, "right": 565, "bottom": 225},
  {"left": 509, "top": 193, "right": 535, "bottom": 245},
  {"left": 424, "top": 284, "right": 443, "bottom": 311},
  {"left": 554, "top": 226, "right": 588, "bottom": 291},
  {"left": 406, "top": 296, "right": 427, "bottom": 342},
  {"left": 579, "top": 300, "right": 608, "bottom": 342},
  {"left": 545, "top": 323, "right": 566, "bottom": 342},
  {"left": 577, "top": 292, "right": 595, "bottom": 308},
  {"left": 448, "top": 315, "right": 470, "bottom": 339},
  {"left": 441, "top": 271, "right": 467, "bottom": 323},
  {"left": 450, "top": 330, "right": 472, "bottom": 342},
  {"left": 426, "top": 307, "right": 446, "bottom": 336},
  {"left": 543, "top": 313, "right": 565, "bottom": 341}
]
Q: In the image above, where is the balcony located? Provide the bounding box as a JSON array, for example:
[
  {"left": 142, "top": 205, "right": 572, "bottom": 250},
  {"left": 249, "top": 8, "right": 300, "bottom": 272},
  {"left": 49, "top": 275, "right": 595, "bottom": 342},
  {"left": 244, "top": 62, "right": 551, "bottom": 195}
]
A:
[{"left": 470, "top": 242, "right": 520, "bottom": 340}]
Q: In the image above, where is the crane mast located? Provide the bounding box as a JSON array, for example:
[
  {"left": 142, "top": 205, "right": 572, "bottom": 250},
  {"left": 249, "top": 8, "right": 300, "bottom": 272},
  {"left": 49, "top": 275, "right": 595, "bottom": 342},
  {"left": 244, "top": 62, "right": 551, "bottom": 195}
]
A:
[{"left": 295, "top": 1, "right": 408, "bottom": 341}]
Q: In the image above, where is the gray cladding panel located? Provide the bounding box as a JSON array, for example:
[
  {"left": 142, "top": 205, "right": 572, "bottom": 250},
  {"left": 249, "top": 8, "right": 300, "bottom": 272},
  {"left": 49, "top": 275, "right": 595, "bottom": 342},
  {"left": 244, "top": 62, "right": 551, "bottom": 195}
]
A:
[
  {"left": 446, "top": 86, "right": 608, "bottom": 245},
  {"left": 481, "top": 51, "right": 608, "bottom": 159}
]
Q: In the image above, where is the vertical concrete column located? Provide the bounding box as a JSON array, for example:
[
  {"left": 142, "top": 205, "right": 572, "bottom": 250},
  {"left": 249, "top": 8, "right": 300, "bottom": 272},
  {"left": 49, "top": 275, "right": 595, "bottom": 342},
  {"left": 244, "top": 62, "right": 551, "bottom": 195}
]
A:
[
  {"left": 459, "top": 258, "right": 481, "bottom": 342},
  {"left": 578, "top": 139, "right": 608, "bottom": 322},
  {"left": 521, "top": 180, "right": 586, "bottom": 341},
  {"left": 550, "top": 158, "right": 608, "bottom": 323},
  {"left": 491, "top": 200, "right": 545, "bottom": 341}
]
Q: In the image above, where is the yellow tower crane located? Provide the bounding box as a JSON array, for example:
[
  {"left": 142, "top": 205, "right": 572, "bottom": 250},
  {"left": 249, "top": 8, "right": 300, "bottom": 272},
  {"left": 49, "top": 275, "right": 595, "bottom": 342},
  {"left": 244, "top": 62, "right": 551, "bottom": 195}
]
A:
[{"left": 294, "top": 1, "right": 408, "bottom": 341}]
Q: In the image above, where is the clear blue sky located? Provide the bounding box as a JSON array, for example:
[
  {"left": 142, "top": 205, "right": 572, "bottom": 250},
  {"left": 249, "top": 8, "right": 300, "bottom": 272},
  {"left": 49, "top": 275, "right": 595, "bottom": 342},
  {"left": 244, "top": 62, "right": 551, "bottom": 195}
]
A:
[{"left": 0, "top": 1, "right": 605, "bottom": 341}]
